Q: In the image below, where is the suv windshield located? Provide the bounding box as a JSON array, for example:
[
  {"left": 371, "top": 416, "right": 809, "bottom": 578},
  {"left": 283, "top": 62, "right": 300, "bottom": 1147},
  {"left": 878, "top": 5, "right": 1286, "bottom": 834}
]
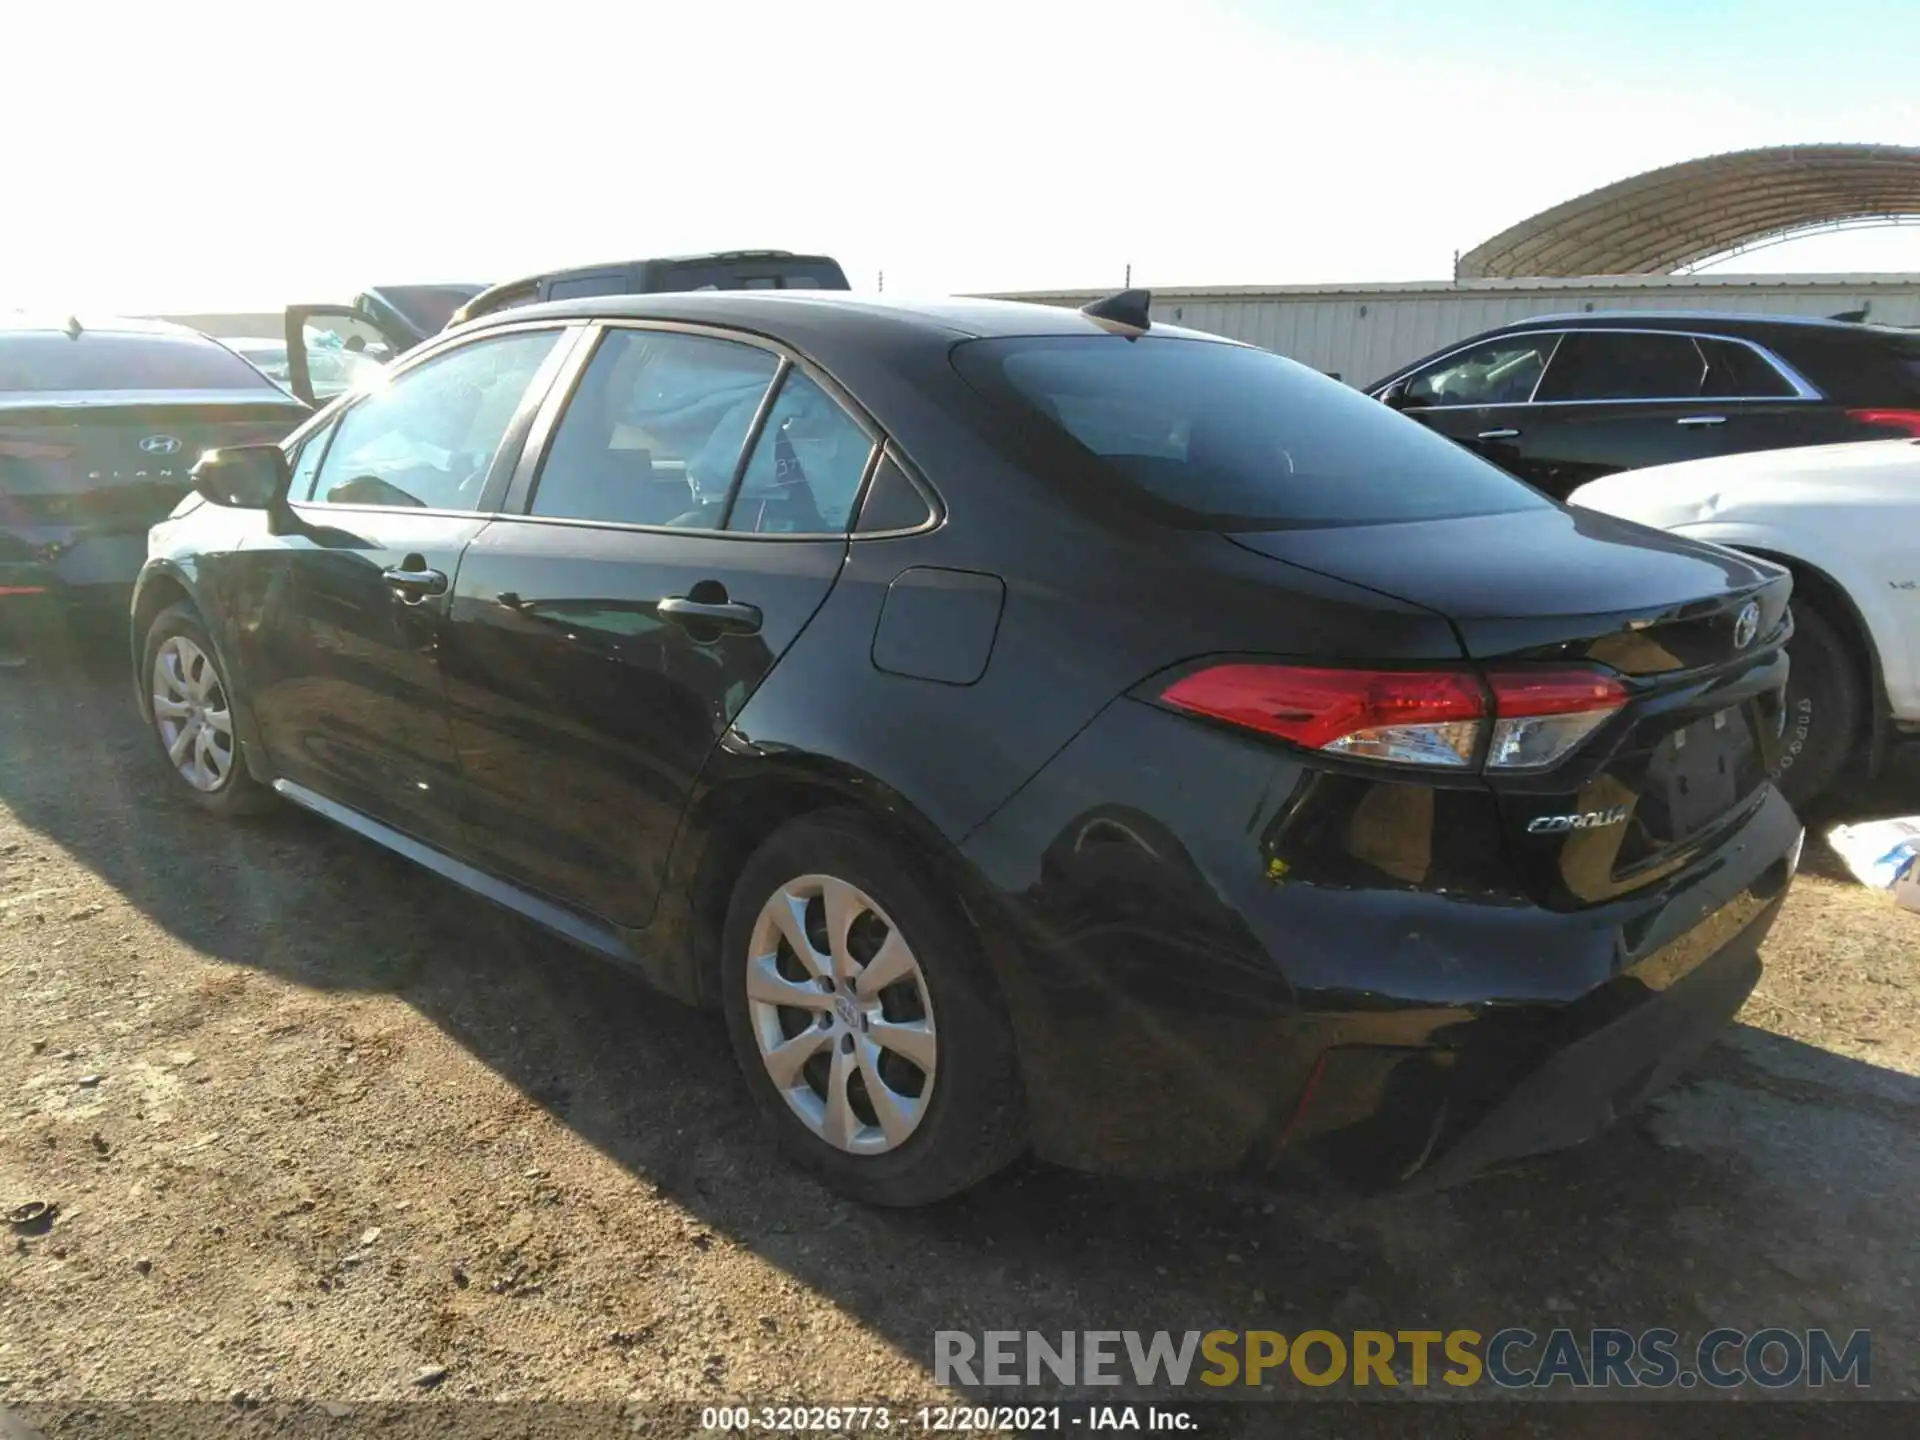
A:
[
  {"left": 0, "top": 331, "right": 278, "bottom": 393},
  {"left": 954, "top": 335, "right": 1550, "bottom": 530}
]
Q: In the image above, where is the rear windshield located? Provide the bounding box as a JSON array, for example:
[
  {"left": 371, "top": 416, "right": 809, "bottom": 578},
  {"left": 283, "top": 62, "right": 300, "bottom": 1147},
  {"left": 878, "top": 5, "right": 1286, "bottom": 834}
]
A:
[
  {"left": 953, "top": 335, "right": 1550, "bottom": 530},
  {"left": 0, "top": 331, "right": 278, "bottom": 393}
]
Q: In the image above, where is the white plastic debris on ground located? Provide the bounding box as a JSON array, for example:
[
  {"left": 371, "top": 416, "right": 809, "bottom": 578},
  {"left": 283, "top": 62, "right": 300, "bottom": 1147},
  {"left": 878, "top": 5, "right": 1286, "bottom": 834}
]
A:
[{"left": 1826, "top": 816, "right": 1920, "bottom": 914}]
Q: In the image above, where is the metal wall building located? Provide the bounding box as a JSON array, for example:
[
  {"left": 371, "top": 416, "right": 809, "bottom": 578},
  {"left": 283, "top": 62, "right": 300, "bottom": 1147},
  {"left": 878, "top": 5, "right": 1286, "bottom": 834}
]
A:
[{"left": 986, "top": 273, "right": 1920, "bottom": 386}]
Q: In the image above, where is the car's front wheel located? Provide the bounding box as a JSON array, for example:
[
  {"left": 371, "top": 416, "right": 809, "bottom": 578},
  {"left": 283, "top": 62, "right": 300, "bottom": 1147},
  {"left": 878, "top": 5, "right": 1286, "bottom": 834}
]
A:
[
  {"left": 142, "top": 602, "right": 270, "bottom": 816},
  {"left": 720, "top": 813, "right": 1025, "bottom": 1206}
]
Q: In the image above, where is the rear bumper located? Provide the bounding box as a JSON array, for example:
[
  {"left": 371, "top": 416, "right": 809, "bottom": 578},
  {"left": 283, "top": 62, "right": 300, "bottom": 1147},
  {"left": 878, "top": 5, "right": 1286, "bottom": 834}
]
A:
[
  {"left": 1416, "top": 893, "right": 1773, "bottom": 1187},
  {"left": 958, "top": 698, "right": 1805, "bottom": 1180},
  {"left": 1, "top": 547, "right": 139, "bottom": 636},
  {"left": 1294, "top": 877, "right": 1787, "bottom": 1189}
]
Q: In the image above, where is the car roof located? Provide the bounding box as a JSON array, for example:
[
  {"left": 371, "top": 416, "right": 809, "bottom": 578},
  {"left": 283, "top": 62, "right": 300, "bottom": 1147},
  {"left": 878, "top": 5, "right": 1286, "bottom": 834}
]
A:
[
  {"left": 457, "top": 289, "right": 1231, "bottom": 347},
  {"left": 0, "top": 313, "right": 207, "bottom": 339},
  {"left": 1486, "top": 309, "right": 1895, "bottom": 338}
]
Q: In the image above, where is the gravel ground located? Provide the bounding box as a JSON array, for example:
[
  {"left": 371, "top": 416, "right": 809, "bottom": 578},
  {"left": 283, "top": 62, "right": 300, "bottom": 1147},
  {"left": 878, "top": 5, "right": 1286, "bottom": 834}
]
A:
[{"left": 1, "top": 638, "right": 1916, "bottom": 1431}]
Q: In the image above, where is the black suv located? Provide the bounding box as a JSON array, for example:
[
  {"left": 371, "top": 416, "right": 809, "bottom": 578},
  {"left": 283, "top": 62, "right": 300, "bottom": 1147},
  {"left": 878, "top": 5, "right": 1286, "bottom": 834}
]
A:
[
  {"left": 1371, "top": 312, "right": 1920, "bottom": 497},
  {"left": 283, "top": 251, "right": 850, "bottom": 405}
]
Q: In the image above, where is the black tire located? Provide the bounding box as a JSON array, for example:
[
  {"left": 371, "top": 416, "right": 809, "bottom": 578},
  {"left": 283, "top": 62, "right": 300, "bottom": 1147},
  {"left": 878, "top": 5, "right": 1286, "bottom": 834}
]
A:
[
  {"left": 140, "top": 602, "right": 272, "bottom": 817},
  {"left": 1773, "top": 597, "right": 1865, "bottom": 810},
  {"left": 719, "top": 812, "right": 1025, "bottom": 1206}
]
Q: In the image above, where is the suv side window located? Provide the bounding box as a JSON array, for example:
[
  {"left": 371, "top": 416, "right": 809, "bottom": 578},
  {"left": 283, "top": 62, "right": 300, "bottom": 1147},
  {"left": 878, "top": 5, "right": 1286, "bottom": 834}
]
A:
[
  {"left": 545, "top": 272, "right": 628, "bottom": 302},
  {"left": 724, "top": 370, "right": 875, "bottom": 534},
  {"left": 307, "top": 330, "right": 560, "bottom": 511},
  {"left": 1699, "top": 338, "right": 1797, "bottom": 399},
  {"left": 1534, "top": 332, "right": 1711, "bottom": 402},
  {"left": 530, "top": 328, "right": 781, "bottom": 527},
  {"left": 1404, "top": 335, "right": 1557, "bottom": 407}
]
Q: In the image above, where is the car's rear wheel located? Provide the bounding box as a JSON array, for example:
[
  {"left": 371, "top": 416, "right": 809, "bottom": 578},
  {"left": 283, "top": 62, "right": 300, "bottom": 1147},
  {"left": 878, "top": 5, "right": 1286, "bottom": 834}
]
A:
[
  {"left": 142, "top": 602, "right": 270, "bottom": 816},
  {"left": 1772, "top": 597, "right": 1864, "bottom": 810},
  {"left": 719, "top": 813, "right": 1024, "bottom": 1206}
]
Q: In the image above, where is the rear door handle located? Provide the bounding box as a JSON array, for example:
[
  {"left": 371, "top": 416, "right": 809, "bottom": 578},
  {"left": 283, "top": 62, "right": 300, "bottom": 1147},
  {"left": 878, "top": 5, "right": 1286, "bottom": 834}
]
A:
[
  {"left": 381, "top": 564, "right": 448, "bottom": 603},
  {"left": 1476, "top": 428, "right": 1520, "bottom": 440},
  {"left": 658, "top": 595, "right": 763, "bottom": 635},
  {"left": 1676, "top": 415, "right": 1727, "bottom": 426}
]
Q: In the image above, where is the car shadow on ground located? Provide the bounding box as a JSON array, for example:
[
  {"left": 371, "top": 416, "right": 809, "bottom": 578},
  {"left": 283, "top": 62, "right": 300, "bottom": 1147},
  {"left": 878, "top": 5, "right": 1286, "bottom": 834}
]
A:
[{"left": 3, "top": 633, "right": 1917, "bottom": 1405}]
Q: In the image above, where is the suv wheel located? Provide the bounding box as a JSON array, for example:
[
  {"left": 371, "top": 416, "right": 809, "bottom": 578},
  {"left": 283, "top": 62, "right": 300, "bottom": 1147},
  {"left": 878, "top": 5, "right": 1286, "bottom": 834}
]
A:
[
  {"left": 1772, "top": 597, "right": 1864, "bottom": 810},
  {"left": 720, "top": 813, "right": 1025, "bottom": 1206},
  {"left": 142, "top": 602, "right": 270, "bottom": 816}
]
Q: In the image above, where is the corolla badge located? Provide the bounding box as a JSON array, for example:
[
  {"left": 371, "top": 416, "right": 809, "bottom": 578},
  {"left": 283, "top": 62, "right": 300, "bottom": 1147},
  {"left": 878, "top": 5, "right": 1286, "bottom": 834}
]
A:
[
  {"left": 139, "top": 435, "right": 183, "bottom": 455},
  {"left": 1527, "top": 805, "right": 1630, "bottom": 835},
  {"left": 1733, "top": 600, "right": 1761, "bottom": 650}
]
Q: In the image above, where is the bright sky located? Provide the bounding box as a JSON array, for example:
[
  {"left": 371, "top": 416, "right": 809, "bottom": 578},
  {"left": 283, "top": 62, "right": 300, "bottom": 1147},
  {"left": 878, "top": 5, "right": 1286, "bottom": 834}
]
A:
[{"left": 6, "top": 0, "right": 1918, "bottom": 312}]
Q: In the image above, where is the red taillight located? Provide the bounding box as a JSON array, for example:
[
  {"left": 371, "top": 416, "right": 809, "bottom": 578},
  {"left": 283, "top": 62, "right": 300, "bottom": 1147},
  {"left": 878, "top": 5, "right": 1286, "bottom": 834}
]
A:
[
  {"left": 1160, "top": 664, "right": 1488, "bottom": 768},
  {"left": 1484, "top": 668, "right": 1629, "bottom": 771},
  {"left": 1847, "top": 408, "right": 1920, "bottom": 437},
  {"left": 1160, "top": 663, "right": 1629, "bottom": 771},
  {"left": 1486, "top": 669, "right": 1630, "bottom": 717}
]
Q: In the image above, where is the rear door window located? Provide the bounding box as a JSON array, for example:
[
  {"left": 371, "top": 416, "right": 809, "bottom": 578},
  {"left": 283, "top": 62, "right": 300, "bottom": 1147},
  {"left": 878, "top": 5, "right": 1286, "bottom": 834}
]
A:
[
  {"left": 1403, "top": 335, "right": 1557, "bottom": 407},
  {"left": 1534, "top": 332, "right": 1711, "bottom": 402},
  {"left": 1698, "top": 338, "right": 1797, "bottom": 398},
  {"left": 723, "top": 370, "right": 875, "bottom": 534},
  {"left": 529, "top": 329, "right": 781, "bottom": 527},
  {"left": 954, "top": 336, "right": 1551, "bottom": 530}
]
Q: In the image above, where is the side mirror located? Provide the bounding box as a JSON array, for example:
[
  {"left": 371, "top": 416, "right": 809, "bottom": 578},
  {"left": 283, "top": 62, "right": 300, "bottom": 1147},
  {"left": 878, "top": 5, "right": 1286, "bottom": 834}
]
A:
[
  {"left": 191, "top": 445, "right": 290, "bottom": 510},
  {"left": 1377, "top": 380, "right": 1416, "bottom": 411}
]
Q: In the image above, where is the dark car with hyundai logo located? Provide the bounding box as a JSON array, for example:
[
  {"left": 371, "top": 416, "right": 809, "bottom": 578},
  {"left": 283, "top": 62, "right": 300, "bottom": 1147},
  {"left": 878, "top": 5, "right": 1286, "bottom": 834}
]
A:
[{"left": 1, "top": 316, "right": 307, "bottom": 652}]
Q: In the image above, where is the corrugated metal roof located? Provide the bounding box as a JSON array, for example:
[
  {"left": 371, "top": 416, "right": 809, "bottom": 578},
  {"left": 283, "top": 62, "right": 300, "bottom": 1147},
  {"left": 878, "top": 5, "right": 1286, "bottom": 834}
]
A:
[
  {"left": 987, "top": 272, "right": 1920, "bottom": 304},
  {"left": 1455, "top": 145, "right": 1920, "bottom": 278}
]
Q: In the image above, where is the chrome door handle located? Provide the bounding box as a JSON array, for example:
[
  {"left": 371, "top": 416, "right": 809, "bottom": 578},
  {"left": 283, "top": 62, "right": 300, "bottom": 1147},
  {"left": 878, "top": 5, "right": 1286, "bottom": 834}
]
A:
[
  {"left": 1476, "top": 428, "right": 1520, "bottom": 440},
  {"left": 381, "top": 565, "right": 448, "bottom": 603},
  {"left": 1676, "top": 415, "right": 1727, "bottom": 426},
  {"left": 658, "top": 595, "right": 763, "bottom": 635}
]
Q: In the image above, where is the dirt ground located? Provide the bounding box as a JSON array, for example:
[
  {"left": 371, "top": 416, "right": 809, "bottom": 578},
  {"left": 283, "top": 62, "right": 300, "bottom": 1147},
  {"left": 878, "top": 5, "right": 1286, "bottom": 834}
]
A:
[{"left": 1, "top": 637, "right": 1916, "bottom": 1429}]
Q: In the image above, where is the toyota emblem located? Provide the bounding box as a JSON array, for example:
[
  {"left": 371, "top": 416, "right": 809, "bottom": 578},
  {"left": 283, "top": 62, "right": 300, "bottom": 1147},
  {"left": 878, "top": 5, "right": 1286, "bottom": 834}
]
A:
[
  {"left": 1733, "top": 600, "right": 1761, "bottom": 650},
  {"left": 139, "top": 435, "right": 183, "bottom": 455}
]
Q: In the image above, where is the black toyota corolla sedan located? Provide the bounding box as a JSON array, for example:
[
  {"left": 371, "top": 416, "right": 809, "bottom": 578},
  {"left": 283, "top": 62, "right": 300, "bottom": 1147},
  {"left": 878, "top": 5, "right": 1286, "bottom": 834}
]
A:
[{"left": 130, "top": 290, "right": 1803, "bottom": 1205}]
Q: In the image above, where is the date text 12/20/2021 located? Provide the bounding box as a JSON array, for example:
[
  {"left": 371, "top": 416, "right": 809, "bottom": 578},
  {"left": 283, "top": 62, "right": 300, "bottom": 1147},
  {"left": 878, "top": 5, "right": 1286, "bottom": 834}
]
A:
[{"left": 700, "top": 1406, "right": 1195, "bottom": 1432}]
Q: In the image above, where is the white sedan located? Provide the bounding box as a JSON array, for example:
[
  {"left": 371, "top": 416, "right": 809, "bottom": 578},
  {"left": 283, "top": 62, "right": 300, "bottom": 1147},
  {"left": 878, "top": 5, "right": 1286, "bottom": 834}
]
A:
[{"left": 1569, "top": 438, "right": 1920, "bottom": 806}]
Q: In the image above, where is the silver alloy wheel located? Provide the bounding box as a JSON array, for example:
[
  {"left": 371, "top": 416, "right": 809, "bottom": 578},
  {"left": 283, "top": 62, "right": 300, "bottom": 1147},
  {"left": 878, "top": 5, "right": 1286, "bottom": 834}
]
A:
[
  {"left": 745, "top": 873, "right": 938, "bottom": 1155},
  {"left": 151, "top": 635, "right": 236, "bottom": 793}
]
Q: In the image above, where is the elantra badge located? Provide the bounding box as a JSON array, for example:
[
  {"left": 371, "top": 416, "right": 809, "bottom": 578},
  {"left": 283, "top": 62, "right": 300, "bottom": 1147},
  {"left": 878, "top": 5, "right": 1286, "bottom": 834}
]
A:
[
  {"left": 1733, "top": 600, "right": 1761, "bottom": 650},
  {"left": 139, "top": 435, "right": 183, "bottom": 455},
  {"left": 1527, "top": 805, "right": 1630, "bottom": 835}
]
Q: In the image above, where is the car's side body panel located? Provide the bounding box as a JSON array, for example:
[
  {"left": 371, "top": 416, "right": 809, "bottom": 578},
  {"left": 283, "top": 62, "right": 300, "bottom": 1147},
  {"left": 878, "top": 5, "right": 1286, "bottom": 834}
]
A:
[{"left": 438, "top": 520, "right": 850, "bottom": 929}]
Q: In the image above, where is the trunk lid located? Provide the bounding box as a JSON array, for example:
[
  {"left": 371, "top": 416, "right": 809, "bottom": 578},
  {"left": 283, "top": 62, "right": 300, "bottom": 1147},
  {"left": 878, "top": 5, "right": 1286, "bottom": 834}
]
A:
[
  {"left": 1230, "top": 506, "right": 1793, "bottom": 908},
  {"left": 1, "top": 394, "right": 304, "bottom": 586}
]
